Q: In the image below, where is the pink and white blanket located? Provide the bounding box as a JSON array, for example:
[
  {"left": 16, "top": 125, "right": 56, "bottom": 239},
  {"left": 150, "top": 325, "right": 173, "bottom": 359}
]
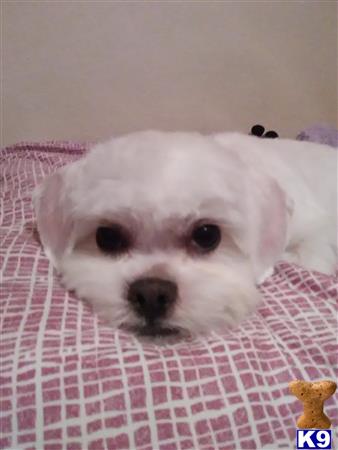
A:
[{"left": 1, "top": 142, "right": 337, "bottom": 450}]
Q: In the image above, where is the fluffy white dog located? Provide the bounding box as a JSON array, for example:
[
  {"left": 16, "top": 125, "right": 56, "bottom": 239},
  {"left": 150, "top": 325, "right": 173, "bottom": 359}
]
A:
[{"left": 34, "top": 131, "right": 337, "bottom": 338}]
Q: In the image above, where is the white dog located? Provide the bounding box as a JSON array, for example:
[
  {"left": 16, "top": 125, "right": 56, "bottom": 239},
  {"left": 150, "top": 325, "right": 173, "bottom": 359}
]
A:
[{"left": 34, "top": 131, "right": 337, "bottom": 338}]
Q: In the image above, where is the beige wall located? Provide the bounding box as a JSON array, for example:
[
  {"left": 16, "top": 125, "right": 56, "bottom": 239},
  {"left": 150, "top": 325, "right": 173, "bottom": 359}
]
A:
[{"left": 2, "top": 1, "right": 337, "bottom": 147}]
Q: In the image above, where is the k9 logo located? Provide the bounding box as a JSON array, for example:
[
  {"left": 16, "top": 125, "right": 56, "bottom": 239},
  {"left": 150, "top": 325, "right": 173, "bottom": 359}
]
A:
[{"left": 296, "top": 430, "right": 332, "bottom": 449}]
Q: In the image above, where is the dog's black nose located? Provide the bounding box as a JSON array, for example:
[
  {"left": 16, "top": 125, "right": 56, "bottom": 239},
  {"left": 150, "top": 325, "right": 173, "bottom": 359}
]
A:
[{"left": 127, "top": 278, "right": 177, "bottom": 324}]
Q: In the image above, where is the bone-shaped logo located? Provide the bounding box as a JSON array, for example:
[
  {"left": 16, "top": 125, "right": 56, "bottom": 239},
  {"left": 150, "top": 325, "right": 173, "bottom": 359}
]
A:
[{"left": 289, "top": 380, "right": 337, "bottom": 429}]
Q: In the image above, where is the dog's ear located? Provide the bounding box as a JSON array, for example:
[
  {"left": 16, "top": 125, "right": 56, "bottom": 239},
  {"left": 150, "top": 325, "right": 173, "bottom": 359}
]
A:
[
  {"left": 237, "top": 169, "right": 291, "bottom": 283},
  {"left": 33, "top": 166, "right": 74, "bottom": 268}
]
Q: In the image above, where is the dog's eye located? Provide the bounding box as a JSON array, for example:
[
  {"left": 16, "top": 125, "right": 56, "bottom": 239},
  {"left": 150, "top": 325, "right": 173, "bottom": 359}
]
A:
[
  {"left": 96, "top": 226, "right": 130, "bottom": 254},
  {"left": 191, "top": 224, "right": 221, "bottom": 252}
]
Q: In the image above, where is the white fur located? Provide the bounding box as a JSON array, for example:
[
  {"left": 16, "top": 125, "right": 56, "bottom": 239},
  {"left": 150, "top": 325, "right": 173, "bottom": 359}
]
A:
[{"left": 34, "top": 131, "right": 337, "bottom": 337}]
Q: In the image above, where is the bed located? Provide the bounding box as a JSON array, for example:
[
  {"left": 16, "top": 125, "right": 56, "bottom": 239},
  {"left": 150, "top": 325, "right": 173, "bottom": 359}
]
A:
[{"left": 1, "top": 134, "right": 337, "bottom": 450}]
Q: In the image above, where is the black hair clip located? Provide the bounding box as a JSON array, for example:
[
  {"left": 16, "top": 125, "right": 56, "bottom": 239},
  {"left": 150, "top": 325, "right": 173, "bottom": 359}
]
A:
[{"left": 250, "top": 124, "right": 279, "bottom": 138}]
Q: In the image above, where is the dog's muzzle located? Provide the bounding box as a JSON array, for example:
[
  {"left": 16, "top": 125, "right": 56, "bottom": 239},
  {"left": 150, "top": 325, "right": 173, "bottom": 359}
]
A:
[{"left": 127, "top": 277, "right": 177, "bottom": 325}]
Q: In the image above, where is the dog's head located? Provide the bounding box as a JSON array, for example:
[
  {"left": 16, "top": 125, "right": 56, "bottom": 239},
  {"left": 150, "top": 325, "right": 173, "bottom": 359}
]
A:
[{"left": 34, "top": 131, "right": 289, "bottom": 338}]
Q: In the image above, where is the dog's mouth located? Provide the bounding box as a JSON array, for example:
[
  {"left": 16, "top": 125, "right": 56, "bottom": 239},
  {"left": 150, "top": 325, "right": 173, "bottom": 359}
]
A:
[
  {"left": 120, "top": 322, "right": 191, "bottom": 340},
  {"left": 138, "top": 324, "right": 179, "bottom": 337}
]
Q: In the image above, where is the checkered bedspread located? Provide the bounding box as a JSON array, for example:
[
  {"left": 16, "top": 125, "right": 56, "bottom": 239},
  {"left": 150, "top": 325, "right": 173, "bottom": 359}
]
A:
[{"left": 1, "top": 142, "right": 337, "bottom": 450}]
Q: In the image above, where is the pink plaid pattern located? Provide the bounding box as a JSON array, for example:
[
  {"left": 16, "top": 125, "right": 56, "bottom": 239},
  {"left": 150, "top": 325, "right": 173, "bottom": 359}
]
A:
[{"left": 1, "top": 142, "right": 337, "bottom": 450}]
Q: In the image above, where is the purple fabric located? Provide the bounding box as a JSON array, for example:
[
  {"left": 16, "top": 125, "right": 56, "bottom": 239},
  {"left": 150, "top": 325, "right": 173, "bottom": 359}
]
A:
[{"left": 296, "top": 124, "right": 338, "bottom": 148}]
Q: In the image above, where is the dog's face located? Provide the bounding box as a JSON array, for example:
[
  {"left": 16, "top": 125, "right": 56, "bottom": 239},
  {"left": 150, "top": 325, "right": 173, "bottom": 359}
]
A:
[{"left": 34, "top": 131, "right": 288, "bottom": 338}]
